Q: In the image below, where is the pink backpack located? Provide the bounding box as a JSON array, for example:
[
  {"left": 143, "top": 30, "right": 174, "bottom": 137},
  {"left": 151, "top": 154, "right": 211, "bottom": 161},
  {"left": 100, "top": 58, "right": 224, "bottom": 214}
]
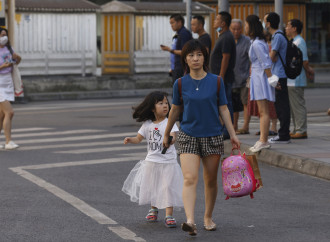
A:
[{"left": 222, "top": 150, "right": 258, "bottom": 200}]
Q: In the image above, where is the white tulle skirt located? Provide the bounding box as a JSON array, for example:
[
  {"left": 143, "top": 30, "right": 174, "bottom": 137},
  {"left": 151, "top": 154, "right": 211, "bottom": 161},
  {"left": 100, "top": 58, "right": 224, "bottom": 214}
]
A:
[{"left": 122, "top": 160, "right": 184, "bottom": 209}]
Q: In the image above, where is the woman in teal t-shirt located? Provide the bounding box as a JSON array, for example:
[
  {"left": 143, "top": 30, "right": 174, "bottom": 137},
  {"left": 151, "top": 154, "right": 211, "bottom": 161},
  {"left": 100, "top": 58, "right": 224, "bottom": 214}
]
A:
[{"left": 163, "top": 39, "right": 240, "bottom": 236}]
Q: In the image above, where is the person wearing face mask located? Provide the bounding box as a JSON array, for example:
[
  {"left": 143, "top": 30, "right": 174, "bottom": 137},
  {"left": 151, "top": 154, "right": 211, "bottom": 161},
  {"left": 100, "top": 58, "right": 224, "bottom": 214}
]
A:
[
  {"left": 210, "top": 11, "right": 236, "bottom": 140},
  {"left": 0, "top": 27, "right": 21, "bottom": 150}
]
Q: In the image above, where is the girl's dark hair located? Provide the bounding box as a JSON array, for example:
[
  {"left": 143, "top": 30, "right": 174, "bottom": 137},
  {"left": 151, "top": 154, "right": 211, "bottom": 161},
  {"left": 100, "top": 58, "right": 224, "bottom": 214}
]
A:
[
  {"left": 245, "top": 15, "right": 266, "bottom": 41},
  {"left": 132, "top": 91, "right": 169, "bottom": 122},
  {"left": 181, "top": 39, "right": 209, "bottom": 74},
  {"left": 0, "top": 28, "right": 12, "bottom": 52}
]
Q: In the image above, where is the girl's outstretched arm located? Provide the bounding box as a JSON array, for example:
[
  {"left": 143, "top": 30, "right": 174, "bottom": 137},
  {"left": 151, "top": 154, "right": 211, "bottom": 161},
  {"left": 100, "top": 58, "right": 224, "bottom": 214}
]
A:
[
  {"left": 163, "top": 104, "right": 181, "bottom": 148},
  {"left": 124, "top": 134, "right": 144, "bottom": 144},
  {"left": 219, "top": 105, "right": 240, "bottom": 150}
]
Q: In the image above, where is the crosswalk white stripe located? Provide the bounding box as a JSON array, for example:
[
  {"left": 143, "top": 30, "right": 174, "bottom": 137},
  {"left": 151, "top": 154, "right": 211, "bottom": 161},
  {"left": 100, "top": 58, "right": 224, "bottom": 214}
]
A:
[
  {"left": 14, "top": 102, "right": 135, "bottom": 112},
  {"left": 19, "top": 140, "right": 146, "bottom": 151},
  {"left": 13, "top": 129, "right": 105, "bottom": 138},
  {"left": 16, "top": 132, "right": 137, "bottom": 145},
  {"left": 11, "top": 153, "right": 145, "bottom": 170},
  {"left": 12, "top": 127, "right": 54, "bottom": 133},
  {"left": 55, "top": 145, "right": 146, "bottom": 154}
]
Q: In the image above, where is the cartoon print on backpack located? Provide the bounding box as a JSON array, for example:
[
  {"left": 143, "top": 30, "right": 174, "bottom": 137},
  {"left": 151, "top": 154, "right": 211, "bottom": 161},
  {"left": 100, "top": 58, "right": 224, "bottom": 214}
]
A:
[{"left": 222, "top": 150, "right": 257, "bottom": 200}]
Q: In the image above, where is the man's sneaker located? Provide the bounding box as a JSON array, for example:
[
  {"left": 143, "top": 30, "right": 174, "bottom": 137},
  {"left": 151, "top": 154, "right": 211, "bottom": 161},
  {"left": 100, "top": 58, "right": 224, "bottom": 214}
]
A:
[
  {"left": 290, "top": 132, "right": 308, "bottom": 139},
  {"left": 0, "top": 144, "right": 4, "bottom": 149},
  {"left": 5, "top": 141, "right": 19, "bottom": 150},
  {"left": 268, "top": 135, "right": 291, "bottom": 144},
  {"left": 250, "top": 141, "right": 271, "bottom": 152}
]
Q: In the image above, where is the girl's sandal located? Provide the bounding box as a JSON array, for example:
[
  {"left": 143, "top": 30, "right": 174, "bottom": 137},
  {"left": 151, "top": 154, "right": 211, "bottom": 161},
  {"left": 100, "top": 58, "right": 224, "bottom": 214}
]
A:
[
  {"left": 181, "top": 222, "right": 197, "bottom": 236},
  {"left": 164, "top": 216, "right": 177, "bottom": 228},
  {"left": 146, "top": 208, "right": 158, "bottom": 222}
]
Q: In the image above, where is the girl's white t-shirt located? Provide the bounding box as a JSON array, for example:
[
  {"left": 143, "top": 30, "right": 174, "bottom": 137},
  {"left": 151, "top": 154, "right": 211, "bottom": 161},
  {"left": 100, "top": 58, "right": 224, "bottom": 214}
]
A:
[{"left": 138, "top": 118, "right": 179, "bottom": 163}]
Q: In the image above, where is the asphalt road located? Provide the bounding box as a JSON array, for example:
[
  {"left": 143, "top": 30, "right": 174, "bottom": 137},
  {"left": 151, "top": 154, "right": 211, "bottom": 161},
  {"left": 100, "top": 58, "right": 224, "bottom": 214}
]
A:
[{"left": 0, "top": 97, "right": 329, "bottom": 242}]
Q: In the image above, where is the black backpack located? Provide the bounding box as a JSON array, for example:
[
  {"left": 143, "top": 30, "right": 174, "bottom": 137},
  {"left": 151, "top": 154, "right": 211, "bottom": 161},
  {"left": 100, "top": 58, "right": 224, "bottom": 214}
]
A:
[{"left": 274, "top": 32, "right": 303, "bottom": 79}]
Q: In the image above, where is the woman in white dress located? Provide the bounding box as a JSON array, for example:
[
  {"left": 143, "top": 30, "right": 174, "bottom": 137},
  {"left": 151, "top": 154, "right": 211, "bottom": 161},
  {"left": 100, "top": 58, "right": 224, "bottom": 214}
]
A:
[
  {"left": 0, "top": 27, "right": 21, "bottom": 149},
  {"left": 245, "top": 15, "right": 278, "bottom": 152}
]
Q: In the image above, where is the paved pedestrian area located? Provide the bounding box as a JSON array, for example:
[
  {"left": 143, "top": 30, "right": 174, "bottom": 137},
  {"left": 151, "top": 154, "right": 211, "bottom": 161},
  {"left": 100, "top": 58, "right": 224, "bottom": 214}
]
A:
[{"left": 229, "top": 112, "right": 330, "bottom": 180}]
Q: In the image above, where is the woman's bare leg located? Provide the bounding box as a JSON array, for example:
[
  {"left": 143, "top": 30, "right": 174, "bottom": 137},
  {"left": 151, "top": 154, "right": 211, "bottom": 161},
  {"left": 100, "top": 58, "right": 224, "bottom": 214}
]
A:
[
  {"left": 0, "top": 101, "right": 14, "bottom": 143},
  {"left": 180, "top": 154, "right": 201, "bottom": 224},
  {"left": 202, "top": 154, "right": 221, "bottom": 226}
]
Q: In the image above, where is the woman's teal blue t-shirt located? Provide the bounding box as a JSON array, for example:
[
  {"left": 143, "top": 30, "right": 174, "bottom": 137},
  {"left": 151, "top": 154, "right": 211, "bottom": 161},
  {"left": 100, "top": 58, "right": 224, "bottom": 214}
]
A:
[{"left": 172, "top": 73, "right": 228, "bottom": 137}]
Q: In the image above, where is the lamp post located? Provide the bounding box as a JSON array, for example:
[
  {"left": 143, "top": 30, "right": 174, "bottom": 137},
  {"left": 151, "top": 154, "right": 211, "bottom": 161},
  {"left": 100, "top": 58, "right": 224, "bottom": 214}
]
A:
[
  {"left": 218, "top": 0, "right": 229, "bottom": 12},
  {"left": 8, "top": 0, "right": 15, "bottom": 47},
  {"left": 275, "top": 0, "right": 284, "bottom": 30},
  {"left": 185, "top": 0, "right": 192, "bottom": 31}
]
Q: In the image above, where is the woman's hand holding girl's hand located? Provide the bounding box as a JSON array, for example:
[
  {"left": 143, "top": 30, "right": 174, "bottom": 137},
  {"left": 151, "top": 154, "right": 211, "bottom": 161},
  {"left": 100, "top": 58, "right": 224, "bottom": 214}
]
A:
[{"left": 230, "top": 135, "right": 240, "bottom": 150}]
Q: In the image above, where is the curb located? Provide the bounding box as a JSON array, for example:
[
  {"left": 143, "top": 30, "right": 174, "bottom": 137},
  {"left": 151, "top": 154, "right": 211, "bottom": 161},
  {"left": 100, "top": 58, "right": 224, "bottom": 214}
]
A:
[{"left": 224, "top": 141, "right": 330, "bottom": 181}]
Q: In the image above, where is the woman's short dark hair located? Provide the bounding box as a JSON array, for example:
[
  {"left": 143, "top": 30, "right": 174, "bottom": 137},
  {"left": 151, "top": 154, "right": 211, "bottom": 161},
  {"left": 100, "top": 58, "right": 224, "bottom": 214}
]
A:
[
  {"left": 132, "top": 91, "right": 169, "bottom": 122},
  {"left": 170, "top": 14, "right": 184, "bottom": 26},
  {"left": 266, "top": 12, "right": 280, "bottom": 29},
  {"left": 246, "top": 15, "right": 265, "bottom": 41},
  {"left": 181, "top": 39, "right": 209, "bottom": 73},
  {"left": 289, "top": 19, "right": 303, "bottom": 34}
]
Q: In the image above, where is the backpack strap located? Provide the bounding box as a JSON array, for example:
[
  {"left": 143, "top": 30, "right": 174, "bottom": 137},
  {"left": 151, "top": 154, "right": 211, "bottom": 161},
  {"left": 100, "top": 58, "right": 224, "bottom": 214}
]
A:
[
  {"left": 217, "top": 76, "right": 221, "bottom": 106},
  {"left": 273, "top": 32, "right": 287, "bottom": 68},
  {"left": 178, "top": 77, "right": 183, "bottom": 105}
]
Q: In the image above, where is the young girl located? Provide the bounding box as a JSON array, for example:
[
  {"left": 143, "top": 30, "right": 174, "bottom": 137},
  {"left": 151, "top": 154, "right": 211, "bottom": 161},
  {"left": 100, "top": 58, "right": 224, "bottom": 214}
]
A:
[{"left": 122, "top": 91, "right": 183, "bottom": 228}]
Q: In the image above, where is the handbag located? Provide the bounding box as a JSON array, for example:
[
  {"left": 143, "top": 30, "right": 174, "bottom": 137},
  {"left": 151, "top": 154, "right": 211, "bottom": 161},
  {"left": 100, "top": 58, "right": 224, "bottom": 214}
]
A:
[
  {"left": 245, "top": 154, "right": 263, "bottom": 189},
  {"left": 12, "top": 63, "right": 24, "bottom": 97}
]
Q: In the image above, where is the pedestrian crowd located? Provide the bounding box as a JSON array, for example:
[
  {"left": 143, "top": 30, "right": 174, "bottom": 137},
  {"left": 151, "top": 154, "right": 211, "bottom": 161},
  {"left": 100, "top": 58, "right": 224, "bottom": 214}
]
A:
[{"left": 123, "top": 11, "right": 317, "bottom": 237}]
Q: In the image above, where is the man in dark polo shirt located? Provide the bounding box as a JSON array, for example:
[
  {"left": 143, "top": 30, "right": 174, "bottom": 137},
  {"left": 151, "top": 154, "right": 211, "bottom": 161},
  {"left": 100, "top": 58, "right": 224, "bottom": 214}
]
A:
[
  {"left": 191, "top": 15, "right": 212, "bottom": 52},
  {"left": 210, "top": 11, "right": 236, "bottom": 139},
  {"left": 161, "top": 14, "right": 192, "bottom": 85}
]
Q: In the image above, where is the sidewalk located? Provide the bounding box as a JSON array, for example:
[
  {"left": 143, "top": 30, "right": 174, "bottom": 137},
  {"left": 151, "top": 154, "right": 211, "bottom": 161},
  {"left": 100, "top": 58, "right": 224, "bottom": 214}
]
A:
[{"left": 224, "top": 113, "right": 330, "bottom": 181}]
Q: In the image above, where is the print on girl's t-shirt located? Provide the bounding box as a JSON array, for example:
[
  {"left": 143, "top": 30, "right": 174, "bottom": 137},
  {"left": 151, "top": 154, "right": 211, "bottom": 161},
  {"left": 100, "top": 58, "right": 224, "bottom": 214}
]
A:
[{"left": 148, "top": 128, "right": 163, "bottom": 151}]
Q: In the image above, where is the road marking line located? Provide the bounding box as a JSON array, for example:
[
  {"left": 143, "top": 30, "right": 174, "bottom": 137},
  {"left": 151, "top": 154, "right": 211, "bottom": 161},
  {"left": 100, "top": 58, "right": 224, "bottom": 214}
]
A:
[
  {"left": 14, "top": 102, "right": 135, "bottom": 112},
  {"left": 108, "top": 226, "right": 146, "bottom": 242},
  {"left": 10, "top": 167, "right": 117, "bottom": 225},
  {"left": 19, "top": 140, "right": 146, "bottom": 151},
  {"left": 16, "top": 132, "right": 137, "bottom": 145},
  {"left": 12, "top": 127, "right": 54, "bottom": 133},
  {"left": 9, "top": 154, "right": 146, "bottom": 241},
  {"left": 55, "top": 146, "right": 146, "bottom": 154},
  {"left": 15, "top": 154, "right": 145, "bottom": 170},
  {"left": 16, "top": 106, "right": 132, "bottom": 116},
  {"left": 13, "top": 129, "right": 105, "bottom": 138}
]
